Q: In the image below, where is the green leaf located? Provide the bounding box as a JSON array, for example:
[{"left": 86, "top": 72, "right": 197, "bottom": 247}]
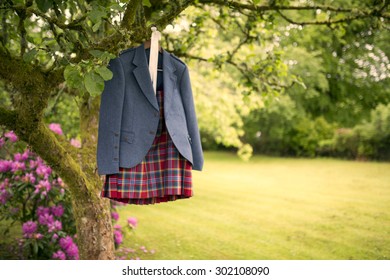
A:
[
  {"left": 142, "top": 0, "right": 152, "bottom": 7},
  {"left": 110, "top": 3, "right": 125, "bottom": 12},
  {"left": 88, "top": 6, "right": 107, "bottom": 24},
  {"left": 64, "top": 65, "right": 83, "bottom": 89},
  {"left": 36, "top": 0, "right": 53, "bottom": 13},
  {"left": 33, "top": 240, "right": 38, "bottom": 255},
  {"left": 92, "top": 20, "right": 101, "bottom": 32},
  {"left": 293, "top": 75, "right": 307, "bottom": 89},
  {"left": 95, "top": 66, "right": 113, "bottom": 81},
  {"left": 42, "top": 37, "right": 57, "bottom": 46},
  {"left": 89, "top": 50, "right": 103, "bottom": 58},
  {"left": 84, "top": 71, "right": 105, "bottom": 96},
  {"left": 23, "top": 49, "right": 38, "bottom": 63}
]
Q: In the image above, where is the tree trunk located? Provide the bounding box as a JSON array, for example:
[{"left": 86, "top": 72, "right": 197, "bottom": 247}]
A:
[
  {"left": 74, "top": 92, "right": 116, "bottom": 260},
  {"left": 72, "top": 189, "right": 115, "bottom": 259}
]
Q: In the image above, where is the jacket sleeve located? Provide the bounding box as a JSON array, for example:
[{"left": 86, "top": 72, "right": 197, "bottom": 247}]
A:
[
  {"left": 180, "top": 65, "right": 204, "bottom": 171},
  {"left": 96, "top": 57, "right": 125, "bottom": 175}
]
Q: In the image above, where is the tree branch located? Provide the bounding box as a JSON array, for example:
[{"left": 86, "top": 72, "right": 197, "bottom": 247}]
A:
[
  {"left": 152, "top": 0, "right": 194, "bottom": 30},
  {"left": 1, "top": 9, "right": 9, "bottom": 47},
  {"left": 121, "top": 0, "right": 142, "bottom": 29},
  {"left": 0, "top": 49, "right": 62, "bottom": 97},
  {"left": 275, "top": 9, "right": 373, "bottom": 26},
  {"left": 198, "top": 0, "right": 390, "bottom": 22},
  {"left": 27, "top": 6, "right": 86, "bottom": 31},
  {"left": 198, "top": 0, "right": 370, "bottom": 13}
]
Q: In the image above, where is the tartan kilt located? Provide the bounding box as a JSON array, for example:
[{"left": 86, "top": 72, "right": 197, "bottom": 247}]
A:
[{"left": 100, "top": 90, "right": 193, "bottom": 205}]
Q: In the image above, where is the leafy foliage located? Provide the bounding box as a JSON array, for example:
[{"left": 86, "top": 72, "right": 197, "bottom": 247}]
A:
[{"left": 319, "top": 103, "right": 390, "bottom": 160}]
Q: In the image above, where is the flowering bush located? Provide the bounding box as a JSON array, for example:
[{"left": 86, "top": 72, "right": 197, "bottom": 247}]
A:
[
  {"left": 0, "top": 130, "right": 77, "bottom": 259},
  {"left": 1, "top": 127, "right": 154, "bottom": 260}
]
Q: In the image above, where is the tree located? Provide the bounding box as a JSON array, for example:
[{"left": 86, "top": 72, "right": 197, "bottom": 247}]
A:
[{"left": 0, "top": 0, "right": 388, "bottom": 259}]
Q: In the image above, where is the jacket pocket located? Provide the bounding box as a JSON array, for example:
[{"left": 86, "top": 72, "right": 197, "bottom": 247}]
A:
[{"left": 120, "top": 130, "right": 135, "bottom": 144}]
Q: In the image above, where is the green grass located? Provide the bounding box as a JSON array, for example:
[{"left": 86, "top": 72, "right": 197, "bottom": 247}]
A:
[
  {"left": 117, "top": 151, "right": 390, "bottom": 260},
  {"left": 0, "top": 220, "right": 22, "bottom": 259}
]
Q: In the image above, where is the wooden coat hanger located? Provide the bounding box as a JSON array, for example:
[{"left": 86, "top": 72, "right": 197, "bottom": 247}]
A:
[
  {"left": 146, "top": 27, "right": 162, "bottom": 94},
  {"left": 144, "top": 39, "right": 162, "bottom": 53},
  {"left": 144, "top": 39, "right": 163, "bottom": 72}
]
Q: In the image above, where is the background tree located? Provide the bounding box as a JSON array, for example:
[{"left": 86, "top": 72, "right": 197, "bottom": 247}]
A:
[{"left": 0, "top": 0, "right": 388, "bottom": 259}]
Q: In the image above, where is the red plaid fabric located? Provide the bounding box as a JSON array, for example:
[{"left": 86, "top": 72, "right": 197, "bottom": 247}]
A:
[{"left": 100, "top": 89, "right": 193, "bottom": 205}]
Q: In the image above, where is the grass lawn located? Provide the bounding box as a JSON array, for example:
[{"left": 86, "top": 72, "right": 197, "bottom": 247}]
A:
[{"left": 117, "top": 151, "right": 390, "bottom": 260}]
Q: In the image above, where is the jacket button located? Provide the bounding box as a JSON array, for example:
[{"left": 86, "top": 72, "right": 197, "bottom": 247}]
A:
[
  {"left": 114, "top": 133, "right": 119, "bottom": 136},
  {"left": 114, "top": 145, "right": 118, "bottom": 149},
  {"left": 154, "top": 112, "right": 158, "bottom": 117},
  {"left": 113, "top": 157, "right": 118, "bottom": 160},
  {"left": 149, "top": 131, "right": 154, "bottom": 135}
]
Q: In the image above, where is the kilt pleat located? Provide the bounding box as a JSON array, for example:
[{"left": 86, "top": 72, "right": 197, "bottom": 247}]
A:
[{"left": 100, "top": 89, "right": 193, "bottom": 205}]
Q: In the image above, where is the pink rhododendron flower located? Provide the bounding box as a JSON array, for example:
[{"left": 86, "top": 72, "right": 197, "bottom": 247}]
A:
[
  {"left": 127, "top": 217, "right": 138, "bottom": 228},
  {"left": 11, "top": 161, "right": 26, "bottom": 172},
  {"left": 4, "top": 130, "right": 18, "bottom": 142},
  {"left": 22, "top": 221, "right": 37, "bottom": 236},
  {"left": 22, "top": 172, "right": 36, "bottom": 184},
  {"left": 70, "top": 138, "right": 81, "bottom": 148},
  {"left": 56, "top": 178, "right": 65, "bottom": 187},
  {"left": 51, "top": 205, "right": 64, "bottom": 217},
  {"left": 114, "top": 230, "right": 123, "bottom": 245},
  {"left": 0, "top": 160, "right": 13, "bottom": 172},
  {"left": 66, "top": 243, "right": 79, "bottom": 260},
  {"left": 34, "top": 179, "right": 51, "bottom": 194},
  {"left": 59, "top": 236, "right": 74, "bottom": 250},
  {"left": 13, "top": 153, "right": 24, "bottom": 162},
  {"left": 13, "top": 150, "right": 29, "bottom": 161},
  {"left": 22, "top": 149, "right": 30, "bottom": 160},
  {"left": 38, "top": 213, "right": 54, "bottom": 225},
  {"left": 29, "top": 159, "right": 38, "bottom": 169},
  {"left": 52, "top": 233, "right": 59, "bottom": 241},
  {"left": 48, "top": 123, "right": 63, "bottom": 135},
  {"left": 34, "top": 233, "right": 43, "bottom": 239},
  {"left": 37, "top": 206, "right": 50, "bottom": 217},
  {"left": 113, "top": 224, "right": 122, "bottom": 230},
  {"left": 48, "top": 220, "right": 62, "bottom": 233},
  {"left": 35, "top": 164, "right": 52, "bottom": 178},
  {"left": 0, "top": 137, "right": 5, "bottom": 147},
  {"left": 111, "top": 212, "right": 119, "bottom": 221},
  {"left": 52, "top": 250, "right": 66, "bottom": 260}
]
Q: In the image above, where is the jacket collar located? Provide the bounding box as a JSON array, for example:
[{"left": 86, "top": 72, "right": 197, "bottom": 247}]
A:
[{"left": 132, "top": 43, "right": 177, "bottom": 112}]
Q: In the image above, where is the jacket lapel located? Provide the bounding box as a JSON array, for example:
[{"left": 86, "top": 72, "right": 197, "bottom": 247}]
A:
[
  {"left": 132, "top": 43, "right": 177, "bottom": 112},
  {"left": 162, "top": 48, "right": 177, "bottom": 114},
  {"left": 132, "top": 44, "right": 159, "bottom": 111}
]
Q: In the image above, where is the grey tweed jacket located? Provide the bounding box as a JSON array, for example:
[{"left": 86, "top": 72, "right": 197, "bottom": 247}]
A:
[{"left": 96, "top": 43, "right": 204, "bottom": 175}]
